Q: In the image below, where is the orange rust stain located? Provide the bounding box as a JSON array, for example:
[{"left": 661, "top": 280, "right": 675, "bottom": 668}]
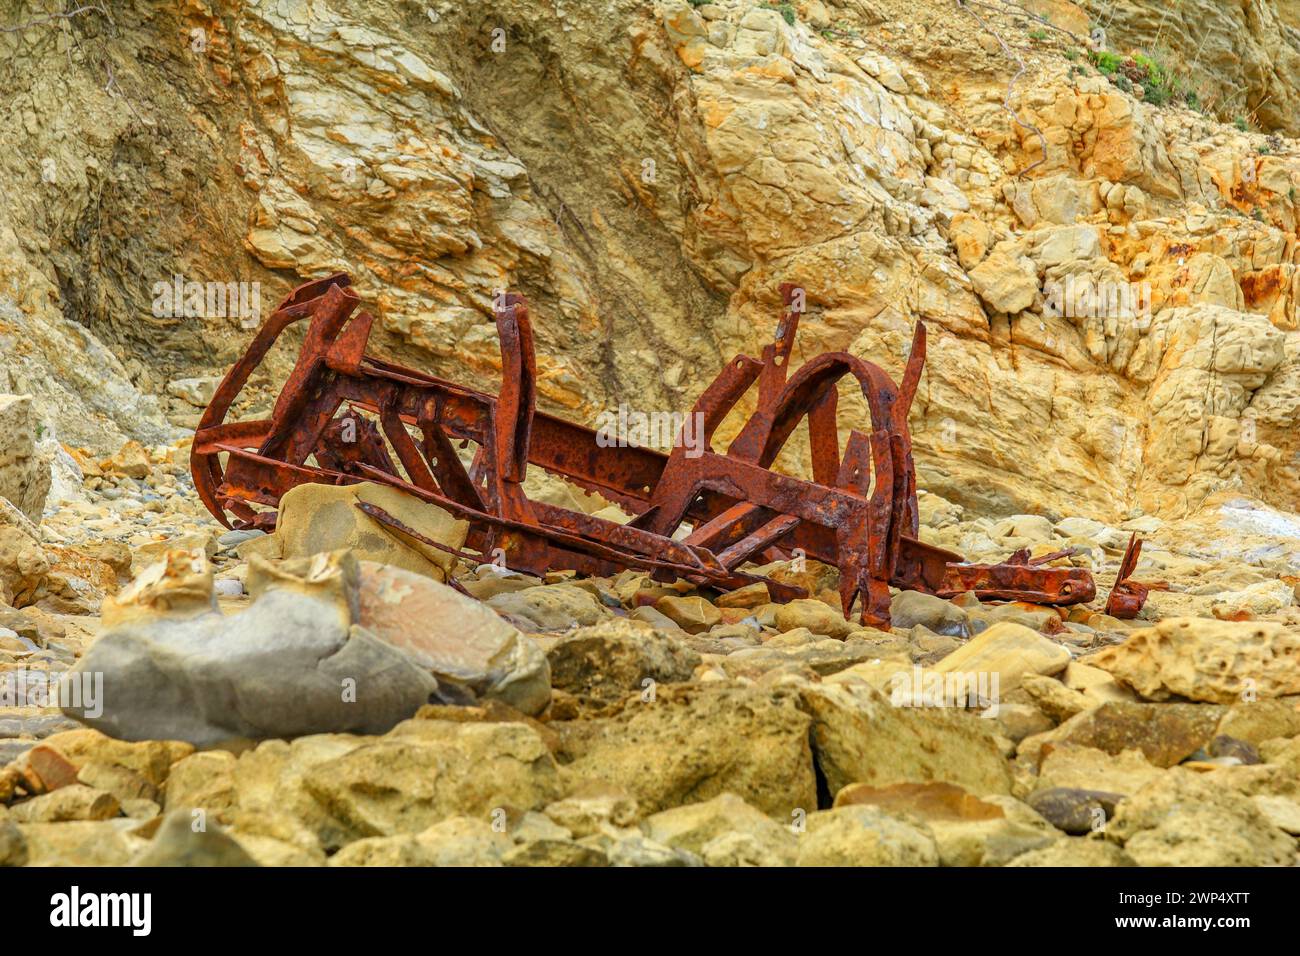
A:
[
  {"left": 1213, "top": 609, "right": 1255, "bottom": 622},
  {"left": 45, "top": 547, "right": 119, "bottom": 594},
  {"left": 1241, "top": 268, "right": 1284, "bottom": 308}
]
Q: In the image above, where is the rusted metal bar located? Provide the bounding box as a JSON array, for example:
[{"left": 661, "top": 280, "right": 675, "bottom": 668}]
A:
[
  {"left": 1103, "top": 533, "right": 1159, "bottom": 619},
  {"left": 192, "top": 274, "right": 1149, "bottom": 629}
]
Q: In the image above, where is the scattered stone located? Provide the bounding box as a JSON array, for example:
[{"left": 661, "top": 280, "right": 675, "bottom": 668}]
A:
[
  {"left": 62, "top": 551, "right": 443, "bottom": 745},
  {"left": 801, "top": 683, "right": 1013, "bottom": 797},
  {"left": 991, "top": 702, "right": 1054, "bottom": 743},
  {"left": 508, "top": 809, "right": 572, "bottom": 843},
  {"left": 990, "top": 514, "right": 1055, "bottom": 543},
  {"left": 1027, "top": 787, "right": 1124, "bottom": 834},
  {"left": 503, "top": 836, "right": 608, "bottom": 867},
  {"left": 134, "top": 530, "right": 217, "bottom": 567},
  {"left": 642, "top": 792, "right": 796, "bottom": 865},
  {"left": 1252, "top": 795, "right": 1300, "bottom": 834},
  {"left": 487, "top": 584, "right": 607, "bottom": 631},
  {"left": 765, "top": 559, "right": 839, "bottom": 599},
  {"left": 0, "top": 807, "right": 26, "bottom": 866},
  {"left": 99, "top": 548, "right": 215, "bottom": 629},
  {"left": 165, "top": 376, "right": 222, "bottom": 408},
  {"left": 0, "top": 605, "right": 45, "bottom": 646},
  {"left": 329, "top": 816, "right": 512, "bottom": 866},
  {"left": 1106, "top": 772, "right": 1296, "bottom": 866},
  {"left": 0, "top": 524, "right": 50, "bottom": 607},
  {"left": 35, "top": 729, "right": 189, "bottom": 787},
  {"left": 773, "top": 598, "right": 853, "bottom": 639},
  {"left": 543, "top": 788, "right": 640, "bottom": 837},
  {"left": 932, "top": 622, "right": 1070, "bottom": 692},
  {"left": 214, "top": 578, "right": 244, "bottom": 598},
  {"left": 0, "top": 395, "right": 50, "bottom": 521},
  {"left": 1007, "top": 838, "right": 1137, "bottom": 867},
  {"left": 889, "top": 590, "right": 969, "bottom": 637},
  {"left": 1062, "top": 661, "right": 1137, "bottom": 704},
  {"left": 1034, "top": 744, "right": 1166, "bottom": 796},
  {"left": 796, "top": 805, "right": 939, "bottom": 866},
  {"left": 356, "top": 561, "right": 550, "bottom": 715},
  {"left": 907, "top": 625, "right": 963, "bottom": 664},
  {"left": 0, "top": 712, "right": 79, "bottom": 743},
  {"left": 834, "top": 780, "right": 1003, "bottom": 818},
  {"left": 723, "top": 631, "right": 877, "bottom": 678},
  {"left": 1025, "top": 701, "right": 1223, "bottom": 768},
  {"left": 653, "top": 595, "right": 722, "bottom": 634},
  {"left": 121, "top": 799, "right": 162, "bottom": 821},
  {"left": 1262, "top": 736, "right": 1300, "bottom": 768},
  {"left": 77, "top": 760, "right": 160, "bottom": 804},
  {"left": 217, "top": 529, "right": 266, "bottom": 551},
  {"left": 300, "top": 718, "right": 562, "bottom": 846},
  {"left": 129, "top": 809, "right": 258, "bottom": 866},
  {"left": 602, "top": 834, "right": 702, "bottom": 867},
  {"left": 268, "top": 481, "right": 468, "bottom": 583},
  {"left": 162, "top": 750, "right": 239, "bottom": 821},
  {"left": 1207, "top": 734, "right": 1261, "bottom": 765},
  {"left": 714, "top": 583, "right": 771, "bottom": 609},
  {"left": 1216, "top": 700, "right": 1300, "bottom": 744},
  {"left": 8, "top": 783, "right": 120, "bottom": 822},
  {"left": 834, "top": 781, "right": 1058, "bottom": 865},
  {"left": 554, "top": 683, "right": 816, "bottom": 816},
  {"left": 547, "top": 619, "right": 700, "bottom": 700},
  {"left": 1210, "top": 579, "right": 1294, "bottom": 618},
  {"left": 926, "top": 795, "right": 1060, "bottom": 866},
  {"left": 1021, "top": 674, "right": 1090, "bottom": 722},
  {"left": 455, "top": 569, "right": 538, "bottom": 599},
  {"left": 99, "top": 440, "right": 151, "bottom": 480},
  {"left": 18, "top": 820, "right": 148, "bottom": 866},
  {"left": 1089, "top": 617, "right": 1300, "bottom": 704},
  {"left": 968, "top": 603, "right": 1065, "bottom": 635},
  {"left": 628, "top": 604, "right": 685, "bottom": 632}
]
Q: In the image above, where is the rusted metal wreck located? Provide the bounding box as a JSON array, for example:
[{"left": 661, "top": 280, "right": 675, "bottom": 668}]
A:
[{"left": 192, "top": 274, "right": 1145, "bottom": 629}]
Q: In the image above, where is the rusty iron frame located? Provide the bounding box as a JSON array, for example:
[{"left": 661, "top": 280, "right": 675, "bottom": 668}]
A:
[{"left": 192, "top": 274, "right": 1142, "bottom": 629}]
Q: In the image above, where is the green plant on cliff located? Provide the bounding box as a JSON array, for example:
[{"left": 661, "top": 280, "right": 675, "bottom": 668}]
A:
[
  {"left": 1089, "top": 49, "right": 1194, "bottom": 110},
  {"left": 1090, "top": 50, "right": 1121, "bottom": 75},
  {"left": 1131, "top": 53, "right": 1174, "bottom": 104},
  {"left": 760, "top": 2, "right": 796, "bottom": 26}
]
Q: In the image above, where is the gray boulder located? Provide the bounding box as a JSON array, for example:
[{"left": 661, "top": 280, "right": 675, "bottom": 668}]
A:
[
  {"left": 60, "top": 550, "right": 442, "bottom": 746},
  {"left": 889, "top": 590, "right": 970, "bottom": 637},
  {"left": 130, "top": 810, "right": 258, "bottom": 867}
]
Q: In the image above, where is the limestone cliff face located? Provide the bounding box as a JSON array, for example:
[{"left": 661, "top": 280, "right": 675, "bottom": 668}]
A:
[{"left": 4, "top": 0, "right": 1300, "bottom": 525}]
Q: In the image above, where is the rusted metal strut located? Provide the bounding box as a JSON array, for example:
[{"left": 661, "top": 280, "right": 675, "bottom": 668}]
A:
[
  {"left": 1103, "top": 533, "right": 1162, "bottom": 619},
  {"left": 192, "top": 274, "right": 1127, "bottom": 628}
]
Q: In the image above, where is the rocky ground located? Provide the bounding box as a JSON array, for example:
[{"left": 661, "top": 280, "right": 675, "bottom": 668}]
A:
[
  {"left": 3, "top": 0, "right": 1300, "bottom": 867},
  {"left": 0, "top": 430, "right": 1297, "bottom": 867}
]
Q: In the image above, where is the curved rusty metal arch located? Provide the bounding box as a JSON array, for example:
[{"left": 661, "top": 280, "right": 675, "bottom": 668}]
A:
[{"left": 191, "top": 274, "right": 356, "bottom": 528}]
